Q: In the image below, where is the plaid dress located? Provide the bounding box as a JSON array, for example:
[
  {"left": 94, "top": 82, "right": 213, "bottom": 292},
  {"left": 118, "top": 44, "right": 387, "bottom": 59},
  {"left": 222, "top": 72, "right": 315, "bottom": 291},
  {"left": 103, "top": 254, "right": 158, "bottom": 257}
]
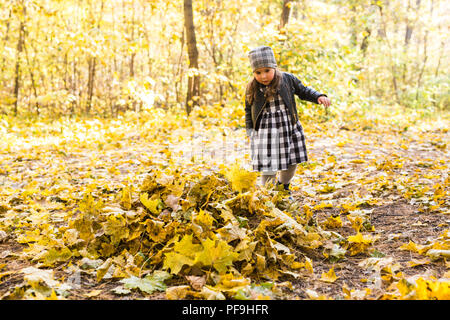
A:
[{"left": 250, "top": 89, "right": 308, "bottom": 173}]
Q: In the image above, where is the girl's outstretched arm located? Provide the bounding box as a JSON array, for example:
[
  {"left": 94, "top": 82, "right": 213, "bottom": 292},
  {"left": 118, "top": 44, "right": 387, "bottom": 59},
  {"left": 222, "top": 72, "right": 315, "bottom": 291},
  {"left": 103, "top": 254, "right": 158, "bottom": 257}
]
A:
[{"left": 289, "top": 73, "right": 326, "bottom": 104}]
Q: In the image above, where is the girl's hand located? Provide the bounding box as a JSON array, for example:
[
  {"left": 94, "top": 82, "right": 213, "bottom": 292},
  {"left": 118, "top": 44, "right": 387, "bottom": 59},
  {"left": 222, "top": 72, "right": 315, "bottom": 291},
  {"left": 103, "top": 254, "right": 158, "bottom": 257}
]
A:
[{"left": 318, "top": 96, "right": 331, "bottom": 108}]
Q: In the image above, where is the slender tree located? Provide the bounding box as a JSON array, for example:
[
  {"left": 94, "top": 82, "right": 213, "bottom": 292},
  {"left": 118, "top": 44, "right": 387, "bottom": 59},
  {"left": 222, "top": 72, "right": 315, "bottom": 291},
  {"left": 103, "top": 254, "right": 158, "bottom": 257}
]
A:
[
  {"left": 183, "top": 0, "right": 200, "bottom": 115},
  {"left": 377, "top": 2, "right": 401, "bottom": 104},
  {"left": 1, "top": 7, "right": 12, "bottom": 78},
  {"left": 416, "top": 0, "right": 432, "bottom": 101},
  {"left": 86, "top": 0, "right": 104, "bottom": 115},
  {"left": 280, "top": 0, "right": 292, "bottom": 29},
  {"left": 13, "top": 1, "right": 26, "bottom": 116}
]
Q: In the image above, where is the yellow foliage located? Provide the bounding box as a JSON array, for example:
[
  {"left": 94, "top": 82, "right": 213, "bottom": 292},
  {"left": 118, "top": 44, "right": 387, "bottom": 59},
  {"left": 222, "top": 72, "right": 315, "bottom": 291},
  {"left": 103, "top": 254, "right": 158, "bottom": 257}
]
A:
[
  {"left": 2, "top": 103, "right": 449, "bottom": 300},
  {"left": 346, "top": 232, "right": 375, "bottom": 256},
  {"left": 140, "top": 192, "right": 163, "bottom": 215},
  {"left": 166, "top": 285, "right": 192, "bottom": 300},
  {"left": 320, "top": 267, "right": 339, "bottom": 283},
  {"left": 104, "top": 214, "right": 129, "bottom": 244},
  {"left": 224, "top": 163, "right": 258, "bottom": 193},
  {"left": 194, "top": 238, "right": 239, "bottom": 274},
  {"left": 395, "top": 278, "right": 450, "bottom": 300},
  {"left": 120, "top": 185, "right": 132, "bottom": 210},
  {"left": 323, "top": 215, "right": 343, "bottom": 229}
]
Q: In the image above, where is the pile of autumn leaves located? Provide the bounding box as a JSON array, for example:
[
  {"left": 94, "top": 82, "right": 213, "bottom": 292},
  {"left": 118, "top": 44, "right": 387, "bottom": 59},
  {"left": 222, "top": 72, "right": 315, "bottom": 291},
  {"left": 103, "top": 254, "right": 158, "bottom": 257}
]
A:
[
  {"left": 4, "top": 163, "right": 355, "bottom": 299},
  {"left": 2, "top": 160, "right": 449, "bottom": 299},
  {"left": 66, "top": 165, "right": 332, "bottom": 299}
]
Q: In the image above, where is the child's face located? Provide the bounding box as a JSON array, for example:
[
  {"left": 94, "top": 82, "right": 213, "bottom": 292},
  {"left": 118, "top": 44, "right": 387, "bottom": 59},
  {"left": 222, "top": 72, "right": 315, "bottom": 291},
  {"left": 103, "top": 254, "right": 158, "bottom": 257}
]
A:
[{"left": 253, "top": 68, "right": 275, "bottom": 86}]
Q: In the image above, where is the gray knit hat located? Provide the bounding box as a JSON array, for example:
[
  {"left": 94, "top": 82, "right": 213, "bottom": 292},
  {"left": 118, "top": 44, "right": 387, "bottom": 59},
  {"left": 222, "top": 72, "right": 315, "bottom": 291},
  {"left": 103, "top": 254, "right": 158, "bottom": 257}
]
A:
[{"left": 248, "top": 46, "right": 277, "bottom": 71}]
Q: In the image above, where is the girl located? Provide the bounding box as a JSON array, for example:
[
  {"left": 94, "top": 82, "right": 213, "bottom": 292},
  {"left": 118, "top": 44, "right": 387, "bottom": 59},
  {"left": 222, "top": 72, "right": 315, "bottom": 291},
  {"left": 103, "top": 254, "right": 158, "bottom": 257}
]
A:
[{"left": 245, "top": 46, "right": 331, "bottom": 198}]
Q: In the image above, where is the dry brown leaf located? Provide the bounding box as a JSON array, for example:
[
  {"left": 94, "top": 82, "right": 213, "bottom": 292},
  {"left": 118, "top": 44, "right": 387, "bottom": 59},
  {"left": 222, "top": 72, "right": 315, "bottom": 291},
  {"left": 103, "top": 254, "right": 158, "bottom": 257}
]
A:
[{"left": 185, "top": 275, "right": 206, "bottom": 291}]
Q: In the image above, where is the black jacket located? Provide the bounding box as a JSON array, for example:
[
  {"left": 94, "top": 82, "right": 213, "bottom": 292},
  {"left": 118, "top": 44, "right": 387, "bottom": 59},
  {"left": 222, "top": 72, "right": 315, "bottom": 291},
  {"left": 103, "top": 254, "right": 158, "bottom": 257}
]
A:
[{"left": 245, "top": 72, "right": 325, "bottom": 132}]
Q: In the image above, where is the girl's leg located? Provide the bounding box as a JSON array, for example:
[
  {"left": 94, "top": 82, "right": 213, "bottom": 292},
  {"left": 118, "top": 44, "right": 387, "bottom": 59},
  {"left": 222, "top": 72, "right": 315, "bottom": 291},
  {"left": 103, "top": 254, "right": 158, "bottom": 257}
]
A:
[{"left": 278, "top": 164, "right": 297, "bottom": 185}]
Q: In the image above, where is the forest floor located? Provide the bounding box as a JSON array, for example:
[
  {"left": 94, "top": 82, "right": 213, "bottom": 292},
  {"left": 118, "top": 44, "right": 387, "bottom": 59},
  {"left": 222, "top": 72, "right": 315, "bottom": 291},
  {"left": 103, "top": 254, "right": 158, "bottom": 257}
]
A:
[{"left": 0, "top": 106, "right": 448, "bottom": 300}]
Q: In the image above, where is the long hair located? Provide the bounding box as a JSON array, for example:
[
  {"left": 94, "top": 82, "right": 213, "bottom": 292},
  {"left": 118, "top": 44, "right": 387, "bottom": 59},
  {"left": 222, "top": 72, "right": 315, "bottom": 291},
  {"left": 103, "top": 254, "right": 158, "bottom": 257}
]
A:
[{"left": 245, "top": 68, "right": 283, "bottom": 106}]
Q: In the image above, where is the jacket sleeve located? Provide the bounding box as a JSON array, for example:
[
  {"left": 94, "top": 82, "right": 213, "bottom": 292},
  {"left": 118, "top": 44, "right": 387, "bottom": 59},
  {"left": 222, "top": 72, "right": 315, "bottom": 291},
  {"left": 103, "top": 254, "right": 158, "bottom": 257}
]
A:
[
  {"left": 290, "top": 73, "right": 326, "bottom": 104},
  {"left": 244, "top": 94, "right": 253, "bottom": 132}
]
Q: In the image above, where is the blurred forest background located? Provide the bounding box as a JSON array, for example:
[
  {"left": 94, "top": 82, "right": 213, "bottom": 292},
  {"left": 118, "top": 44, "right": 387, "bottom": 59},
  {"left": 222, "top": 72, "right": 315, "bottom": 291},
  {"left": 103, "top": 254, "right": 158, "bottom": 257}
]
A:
[
  {"left": 0, "top": 0, "right": 448, "bottom": 118},
  {"left": 0, "top": 0, "right": 449, "bottom": 301}
]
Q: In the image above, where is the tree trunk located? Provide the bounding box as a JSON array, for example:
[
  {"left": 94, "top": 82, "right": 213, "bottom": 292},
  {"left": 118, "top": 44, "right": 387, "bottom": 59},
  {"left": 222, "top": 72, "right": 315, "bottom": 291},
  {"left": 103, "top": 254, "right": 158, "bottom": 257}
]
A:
[
  {"left": 350, "top": 3, "right": 357, "bottom": 47},
  {"left": 71, "top": 59, "right": 78, "bottom": 116},
  {"left": 183, "top": 0, "right": 200, "bottom": 115},
  {"left": 13, "top": 3, "right": 26, "bottom": 116},
  {"left": 377, "top": 3, "right": 401, "bottom": 104},
  {"left": 280, "top": 0, "right": 291, "bottom": 29},
  {"left": 416, "top": 0, "right": 432, "bottom": 101},
  {"left": 86, "top": 57, "right": 96, "bottom": 114},
  {"left": 360, "top": 27, "right": 371, "bottom": 56},
  {"left": 86, "top": 0, "right": 104, "bottom": 115},
  {"left": 1, "top": 8, "right": 12, "bottom": 78},
  {"left": 130, "top": 0, "right": 136, "bottom": 79},
  {"left": 175, "top": 26, "right": 185, "bottom": 104},
  {"left": 402, "top": 0, "right": 421, "bottom": 84},
  {"left": 130, "top": 0, "right": 137, "bottom": 111},
  {"left": 23, "top": 32, "right": 40, "bottom": 115},
  {"left": 404, "top": 0, "right": 421, "bottom": 46}
]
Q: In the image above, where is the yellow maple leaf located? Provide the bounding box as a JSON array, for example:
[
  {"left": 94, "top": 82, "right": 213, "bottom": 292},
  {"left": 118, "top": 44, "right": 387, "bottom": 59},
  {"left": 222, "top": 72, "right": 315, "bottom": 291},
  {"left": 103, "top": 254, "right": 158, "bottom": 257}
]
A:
[
  {"left": 16, "top": 229, "right": 41, "bottom": 244},
  {"left": 346, "top": 232, "right": 374, "bottom": 256},
  {"left": 120, "top": 185, "right": 132, "bottom": 210},
  {"left": 348, "top": 232, "right": 373, "bottom": 244},
  {"left": 213, "top": 273, "right": 250, "bottom": 292},
  {"left": 69, "top": 213, "right": 95, "bottom": 242},
  {"left": 399, "top": 240, "right": 426, "bottom": 254},
  {"left": 216, "top": 222, "right": 246, "bottom": 242},
  {"left": 39, "top": 247, "right": 73, "bottom": 267},
  {"left": 96, "top": 258, "right": 113, "bottom": 282},
  {"left": 174, "top": 234, "right": 202, "bottom": 258},
  {"left": 193, "top": 209, "right": 216, "bottom": 230},
  {"left": 62, "top": 229, "right": 79, "bottom": 246},
  {"left": 410, "top": 278, "right": 450, "bottom": 300},
  {"left": 320, "top": 267, "right": 339, "bottom": 283},
  {"left": 166, "top": 285, "right": 192, "bottom": 300},
  {"left": 290, "top": 261, "right": 305, "bottom": 269},
  {"left": 46, "top": 289, "right": 60, "bottom": 300},
  {"left": 163, "top": 234, "right": 201, "bottom": 274},
  {"left": 194, "top": 238, "right": 238, "bottom": 274},
  {"left": 340, "top": 202, "right": 359, "bottom": 214},
  {"left": 407, "top": 258, "right": 430, "bottom": 268},
  {"left": 317, "top": 183, "right": 336, "bottom": 194},
  {"left": 140, "top": 174, "right": 159, "bottom": 193},
  {"left": 236, "top": 239, "right": 257, "bottom": 261},
  {"left": 163, "top": 252, "right": 195, "bottom": 274},
  {"left": 225, "top": 164, "right": 258, "bottom": 193},
  {"left": 323, "top": 215, "right": 342, "bottom": 229},
  {"left": 254, "top": 253, "right": 266, "bottom": 272},
  {"left": 304, "top": 257, "right": 314, "bottom": 274},
  {"left": 140, "top": 192, "right": 163, "bottom": 214},
  {"left": 346, "top": 215, "right": 364, "bottom": 232},
  {"left": 313, "top": 201, "right": 333, "bottom": 211},
  {"left": 143, "top": 218, "right": 167, "bottom": 242},
  {"left": 103, "top": 214, "right": 129, "bottom": 245}
]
